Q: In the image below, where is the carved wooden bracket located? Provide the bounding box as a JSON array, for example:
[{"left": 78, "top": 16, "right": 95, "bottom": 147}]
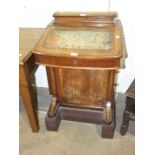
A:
[
  {"left": 103, "top": 101, "right": 113, "bottom": 124},
  {"left": 48, "top": 97, "right": 59, "bottom": 117}
]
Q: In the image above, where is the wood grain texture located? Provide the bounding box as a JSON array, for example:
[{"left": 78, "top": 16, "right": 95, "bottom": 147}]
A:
[
  {"left": 53, "top": 12, "right": 117, "bottom": 17},
  {"left": 19, "top": 63, "right": 39, "bottom": 132},
  {"left": 33, "top": 24, "right": 122, "bottom": 59},
  {"left": 19, "top": 12, "right": 127, "bottom": 137},
  {"left": 107, "top": 70, "right": 116, "bottom": 100},
  {"left": 46, "top": 67, "right": 115, "bottom": 110},
  {"left": 34, "top": 54, "right": 120, "bottom": 69},
  {"left": 46, "top": 67, "right": 57, "bottom": 95},
  {"left": 53, "top": 12, "right": 117, "bottom": 27},
  {"left": 19, "top": 28, "right": 44, "bottom": 64},
  {"left": 19, "top": 28, "right": 43, "bottom": 132},
  {"left": 61, "top": 68, "right": 109, "bottom": 107}
]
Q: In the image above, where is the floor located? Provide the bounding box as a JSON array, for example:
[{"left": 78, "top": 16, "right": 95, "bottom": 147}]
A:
[{"left": 19, "top": 88, "right": 135, "bottom": 155}]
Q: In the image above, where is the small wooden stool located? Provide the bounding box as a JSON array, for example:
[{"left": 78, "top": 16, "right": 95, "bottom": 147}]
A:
[{"left": 120, "top": 79, "right": 135, "bottom": 135}]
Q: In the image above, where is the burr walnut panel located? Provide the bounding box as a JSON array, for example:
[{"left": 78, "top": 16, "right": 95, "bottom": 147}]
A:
[{"left": 53, "top": 68, "right": 109, "bottom": 108}]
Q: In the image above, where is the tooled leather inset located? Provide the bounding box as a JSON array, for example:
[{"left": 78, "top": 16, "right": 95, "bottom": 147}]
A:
[{"left": 44, "top": 30, "right": 112, "bottom": 51}]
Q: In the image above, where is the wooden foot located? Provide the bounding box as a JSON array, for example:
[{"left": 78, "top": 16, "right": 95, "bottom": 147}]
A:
[
  {"left": 45, "top": 104, "right": 116, "bottom": 138},
  {"left": 101, "top": 122, "right": 115, "bottom": 138},
  {"left": 45, "top": 97, "right": 60, "bottom": 131},
  {"left": 45, "top": 108, "right": 61, "bottom": 131}
]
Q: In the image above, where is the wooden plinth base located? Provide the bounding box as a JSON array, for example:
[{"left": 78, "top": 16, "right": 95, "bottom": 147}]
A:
[{"left": 45, "top": 105, "right": 115, "bottom": 138}]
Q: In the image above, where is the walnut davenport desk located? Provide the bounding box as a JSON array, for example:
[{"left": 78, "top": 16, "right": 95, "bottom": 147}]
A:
[{"left": 19, "top": 12, "right": 127, "bottom": 138}]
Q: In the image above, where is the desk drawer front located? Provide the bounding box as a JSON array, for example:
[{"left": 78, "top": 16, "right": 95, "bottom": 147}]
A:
[{"left": 35, "top": 54, "right": 120, "bottom": 69}]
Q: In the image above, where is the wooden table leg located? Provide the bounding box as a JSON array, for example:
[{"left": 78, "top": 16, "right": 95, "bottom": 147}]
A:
[{"left": 19, "top": 62, "right": 39, "bottom": 132}]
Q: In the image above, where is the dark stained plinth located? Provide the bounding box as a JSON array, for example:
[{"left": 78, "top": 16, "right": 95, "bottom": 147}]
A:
[
  {"left": 102, "top": 119, "right": 115, "bottom": 138},
  {"left": 60, "top": 106, "right": 103, "bottom": 124},
  {"left": 45, "top": 109, "right": 61, "bottom": 131},
  {"left": 45, "top": 105, "right": 115, "bottom": 138}
]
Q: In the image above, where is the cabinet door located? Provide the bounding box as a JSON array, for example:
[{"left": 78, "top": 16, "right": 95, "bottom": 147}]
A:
[{"left": 47, "top": 67, "right": 116, "bottom": 109}]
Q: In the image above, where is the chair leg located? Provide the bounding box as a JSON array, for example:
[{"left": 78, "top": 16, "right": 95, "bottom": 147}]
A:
[{"left": 120, "top": 111, "right": 130, "bottom": 136}]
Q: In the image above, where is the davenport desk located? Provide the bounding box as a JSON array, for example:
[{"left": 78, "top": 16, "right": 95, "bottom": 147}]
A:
[{"left": 19, "top": 12, "right": 127, "bottom": 138}]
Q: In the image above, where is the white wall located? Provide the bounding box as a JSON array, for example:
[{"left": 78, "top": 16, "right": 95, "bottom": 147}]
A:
[{"left": 19, "top": 0, "right": 135, "bottom": 93}]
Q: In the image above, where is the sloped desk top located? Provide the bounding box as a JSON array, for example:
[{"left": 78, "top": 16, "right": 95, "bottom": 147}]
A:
[
  {"left": 33, "top": 24, "right": 123, "bottom": 59},
  {"left": 44, "top": 29, "right": 112, "bottom": 51},
  {"left": 19, "top": 23, "right": 127, "bottom": 68}
]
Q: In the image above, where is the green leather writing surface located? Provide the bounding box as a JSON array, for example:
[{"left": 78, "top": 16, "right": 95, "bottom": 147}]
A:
[{"left": 44, "top": 30, "right": 112, "bottom": 51}]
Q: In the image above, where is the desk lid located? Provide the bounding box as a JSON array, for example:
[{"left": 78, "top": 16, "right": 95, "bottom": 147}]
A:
[
  {"left": 33, "top": 26, "right": 122, "bottom": 59},
  {"left": 33, "top": 12, "right": 125, "bottom": 60},
  {"left": 44, "top": 29, "right": 112, "bottom": 51}
]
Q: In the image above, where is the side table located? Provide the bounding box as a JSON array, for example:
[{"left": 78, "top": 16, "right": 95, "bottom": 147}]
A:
[{"left": 19, "top": 28, "right": 44, "bottom": 132}]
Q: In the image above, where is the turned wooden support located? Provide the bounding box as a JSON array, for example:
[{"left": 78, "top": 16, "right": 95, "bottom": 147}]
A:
[
  {"left": 48, "top": 97, "right": 59, "bottom": 117},
  {"left": 103, "top": 101, "right": 113, "bottom": 124}
]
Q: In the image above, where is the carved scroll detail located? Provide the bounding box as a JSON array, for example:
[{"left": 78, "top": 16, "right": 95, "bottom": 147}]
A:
[
  {"left": 48, "top": 97, "right": 59, "bottom": 117},
  {"left": 103, "top": 101, "right": 113, "bottom": 124}
]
